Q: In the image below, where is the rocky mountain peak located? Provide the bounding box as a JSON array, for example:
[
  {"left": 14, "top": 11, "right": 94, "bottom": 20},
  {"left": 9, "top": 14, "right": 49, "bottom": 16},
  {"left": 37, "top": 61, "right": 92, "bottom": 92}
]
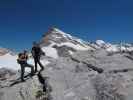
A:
[
  {"left": 43, "top": 27, "right": 63, "bottom": 36},
  {"left": 39, "top": 28, "right": 94, "bottom": 58},
  {"left": 40, "top": 27, "right": 92, "bottom": 48},
  {"left": 40, "top": 27, "right": 72, "bottom": 45}
]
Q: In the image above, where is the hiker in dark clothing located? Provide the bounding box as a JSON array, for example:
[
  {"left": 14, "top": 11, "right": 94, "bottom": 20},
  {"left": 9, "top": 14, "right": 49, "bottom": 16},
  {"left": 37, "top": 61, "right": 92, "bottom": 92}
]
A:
[
  {"left": 31, "top": 42, "right": 45, "bottom": 73},
  {"left": 17, "top": 50, "right": 34, "bottom": 82}
]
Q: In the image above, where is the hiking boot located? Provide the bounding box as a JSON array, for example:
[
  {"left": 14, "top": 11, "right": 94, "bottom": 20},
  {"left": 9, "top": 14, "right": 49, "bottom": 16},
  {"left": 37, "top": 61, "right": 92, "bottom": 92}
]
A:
[
  {"left": 35, "top": 69, "right": 38, "bottom": 73},
  {"left": 29, "top": 73, "right": 35, "bottom": 77},
  {"left": 21, "top": 79, "right": 25, "bottom": 82}
]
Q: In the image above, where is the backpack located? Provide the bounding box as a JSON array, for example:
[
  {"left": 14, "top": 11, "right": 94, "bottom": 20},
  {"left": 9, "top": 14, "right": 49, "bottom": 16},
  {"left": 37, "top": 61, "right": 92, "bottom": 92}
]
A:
[{"left": 32, "top": 46, "right": 45, "bottom": 57}]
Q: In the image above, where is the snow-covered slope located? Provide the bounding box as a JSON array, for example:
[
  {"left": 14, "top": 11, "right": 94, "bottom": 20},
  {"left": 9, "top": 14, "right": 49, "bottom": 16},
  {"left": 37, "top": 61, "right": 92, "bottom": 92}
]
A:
[
  {"left": 0, "top": 53, "right": 19, "bottom": 70},
  {"left": 0, "top": 48, "right": 20, "bottom": 71}
]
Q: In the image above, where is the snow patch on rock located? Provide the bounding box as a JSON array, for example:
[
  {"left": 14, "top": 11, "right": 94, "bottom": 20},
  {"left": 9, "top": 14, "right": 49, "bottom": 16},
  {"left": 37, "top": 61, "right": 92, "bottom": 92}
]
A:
[
  {"left": 96, "top": 40, "right": 106, "bottom": 47},
  {"left": 59, "top": 42, "right": 90, "bottom": 51},
  {"left": 42, "top": 47, "right": 59, "bottom": 59}
]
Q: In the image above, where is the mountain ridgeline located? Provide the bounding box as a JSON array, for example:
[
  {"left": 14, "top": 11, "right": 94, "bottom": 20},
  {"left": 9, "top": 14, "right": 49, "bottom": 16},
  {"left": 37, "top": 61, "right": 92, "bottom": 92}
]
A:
[{"left": 0, "top": 28, "right": 133, "bottom": 100}]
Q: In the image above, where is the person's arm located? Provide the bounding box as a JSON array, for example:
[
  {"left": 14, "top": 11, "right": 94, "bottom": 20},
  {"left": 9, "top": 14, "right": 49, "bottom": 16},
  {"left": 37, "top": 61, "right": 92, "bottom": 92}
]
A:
[{"left": 31, "top": 47, "right": 35, "bottom": 57}]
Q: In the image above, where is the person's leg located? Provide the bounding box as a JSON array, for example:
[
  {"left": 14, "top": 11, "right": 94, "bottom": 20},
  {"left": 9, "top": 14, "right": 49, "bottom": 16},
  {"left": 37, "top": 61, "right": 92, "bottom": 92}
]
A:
[
  {"left": 25, "top": 63, "right": 34, "bottom": 75},
  {"left": 20, "top": 64, "right": 25, "bottom": 81},
  {"left": 37, "top": 58, "right": 44, "bottom": 70},
  {"left": 34, "top": 58, "right": 38, "bottom": 72}
]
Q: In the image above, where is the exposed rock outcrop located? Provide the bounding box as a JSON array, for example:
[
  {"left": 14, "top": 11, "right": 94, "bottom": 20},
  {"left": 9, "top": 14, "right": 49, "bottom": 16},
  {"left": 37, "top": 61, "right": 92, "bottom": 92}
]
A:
[{"left": 1, "top": 28, "right": 133, "bottom": 100}]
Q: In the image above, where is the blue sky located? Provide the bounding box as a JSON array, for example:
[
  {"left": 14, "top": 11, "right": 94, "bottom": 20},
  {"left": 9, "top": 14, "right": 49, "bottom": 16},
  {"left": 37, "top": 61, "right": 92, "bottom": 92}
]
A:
[{"left": 0, "top": 0, "right": 133, "bottom": 51}]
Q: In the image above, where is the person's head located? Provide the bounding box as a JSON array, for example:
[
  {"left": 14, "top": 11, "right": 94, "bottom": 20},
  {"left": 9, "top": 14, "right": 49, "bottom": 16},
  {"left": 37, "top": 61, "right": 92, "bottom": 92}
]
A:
[{"left": 33, "top": 41, "right": 39, "bottom": 46}]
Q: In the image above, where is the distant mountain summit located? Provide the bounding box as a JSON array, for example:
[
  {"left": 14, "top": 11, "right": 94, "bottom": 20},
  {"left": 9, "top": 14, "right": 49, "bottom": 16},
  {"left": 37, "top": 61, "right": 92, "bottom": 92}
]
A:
[
  {"left": 0, "top": 48, "right": 9, "bottom": 56},
  {"left": 95, "top": 40, "right": 133, "bottom": 53}
]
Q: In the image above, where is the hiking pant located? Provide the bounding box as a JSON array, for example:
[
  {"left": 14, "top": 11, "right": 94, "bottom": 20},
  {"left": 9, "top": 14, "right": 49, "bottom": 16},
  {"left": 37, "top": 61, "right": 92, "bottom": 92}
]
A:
[
  {"left": 20, "top": 62, "right": 34, "bottom": 81},
  {"left": 34, "top": 57, "right": 44, "bottom": 72}
]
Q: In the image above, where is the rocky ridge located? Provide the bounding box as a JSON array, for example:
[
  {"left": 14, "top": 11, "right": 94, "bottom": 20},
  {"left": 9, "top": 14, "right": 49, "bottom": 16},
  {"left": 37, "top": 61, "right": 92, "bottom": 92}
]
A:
[{"left": 0, "top": 28, "right": 133, "bottom": 100}]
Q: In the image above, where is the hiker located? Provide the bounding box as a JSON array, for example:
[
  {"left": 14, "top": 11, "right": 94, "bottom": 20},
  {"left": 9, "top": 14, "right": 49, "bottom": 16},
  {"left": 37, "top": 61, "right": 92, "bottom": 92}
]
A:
[
  {"left": 17, "top": 50, "right": 34, "bottom": 82},
  {"left": 31, "top": 42, "right": 45, "bottom": 72}
]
